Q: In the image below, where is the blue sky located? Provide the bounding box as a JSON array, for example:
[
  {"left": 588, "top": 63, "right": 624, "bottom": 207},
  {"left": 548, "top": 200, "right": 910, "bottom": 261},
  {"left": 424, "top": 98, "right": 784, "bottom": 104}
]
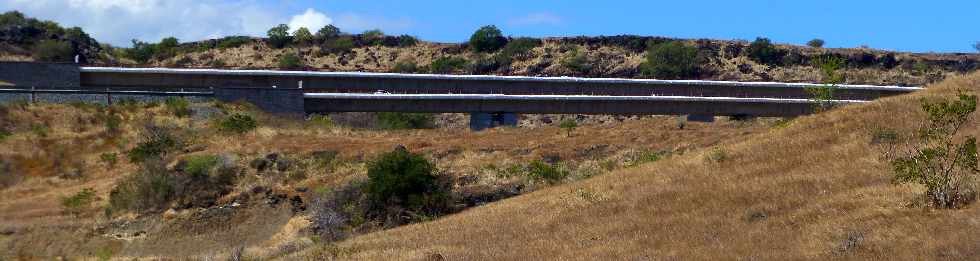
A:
[{"left": 3, "top": 0, "right": 978, "bottom": 52}]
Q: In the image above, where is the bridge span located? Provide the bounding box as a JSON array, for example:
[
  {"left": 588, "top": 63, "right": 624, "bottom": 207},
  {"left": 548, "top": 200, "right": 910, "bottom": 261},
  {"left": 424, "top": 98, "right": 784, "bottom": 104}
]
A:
[{"left": 0, "top": 62, "right": 923, "bottom": 130}]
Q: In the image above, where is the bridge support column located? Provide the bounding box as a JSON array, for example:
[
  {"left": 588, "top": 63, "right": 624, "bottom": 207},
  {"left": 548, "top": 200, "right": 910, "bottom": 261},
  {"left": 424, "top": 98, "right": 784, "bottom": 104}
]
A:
[
  {"left": 470, "top": 112, "right": 518, "bottom": 131},
  {"left": 214, "top": 87, "right": 305, "bottom": 115}
]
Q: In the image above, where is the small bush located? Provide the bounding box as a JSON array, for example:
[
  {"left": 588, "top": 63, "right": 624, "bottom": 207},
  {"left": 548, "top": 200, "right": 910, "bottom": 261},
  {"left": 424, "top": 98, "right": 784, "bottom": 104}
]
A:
[
  {"left": 216, "top": 36, "right": 251, "bottom": 49},
  {"left": 278, "top": 53, "right": 305, "bottom": 69},
  {"left": 61, "top": 188, "right": 96, "bottom": 215},
  {"left": 33, "top": 40, "right": 74, "bottom": 62},
  {"left": 182, "top": 155, "right": 221, "bottom": 176},
  {"left": 626, "top": 150, "right": 669, "bottom": 167},
  {"left": 559, "top": 118, "right": 577, "bottom": 137},
  {"left": 892, "top": 93, "right": 978, "bottom": 208},
  {"left": 377, "top": 112, "right": 432, "bottom": 130},
  {"left": 164, "top": 97, "right": 191, "bottom": 118},
  {"left": 267, "top": 24, "right": 292, "bottom": 49},
  {"left": 99, "top": 152, "right": 118, "bottom": 168},
  {"left": 496, "top": 37, "right": 541, "bottom": 65},
  {"left": 468, "top": 55, "right": 500, "bottom": 74},
  {"left": 218, "top": 113, "right": 258, "bottom": 134},
  {"left": 31, "top": 124, "right": 48, "bottom": 137},
  {"left": 392, "top": 59, "right": 418, "bottom": 73},
  {"left": 0, "top": 129, "right": 11, "bottom": 141},
  {"left": 641, "top": 41, "right": 703, "bottom": 79},
  {"left": 128, "top": 123, "right": 181, "bottom": 163},
  {"left": 108, "top": 160, "right": 174, "bottom": 214},
  {"left": 747, "top": 37, "right": 786, "bottom": 66},
  {"left": 103, "top": 112, "right": 122, "bottom": 134},
  {"left": 807, "top": 39, "right": 826, "bottom": 48},
  {"left": 323, "top": 37, "right": 355, "bottom": 53},
  {"left": 469, "top": 25, "right": 508, "bottom": 52},
  {"left": 814, "top": 56, "right": 847, "bottom": 84},
  {"left": 526, "top": 160, "right": 568, "bottom": 184},
  {"left": 361, "top": 29, "right": 385, "bottom": 46},
  {"left": 365, "top": 147, "right": 449, "bottom": 217},
  {"left": 561, "top": 47, "right": 592, "bottom": 74},
  {"left": 397, "top": 35, "right": 418, "bottom": 47},
  {"left": 428, "top": 57, "right": 468, "bottom": 74}
]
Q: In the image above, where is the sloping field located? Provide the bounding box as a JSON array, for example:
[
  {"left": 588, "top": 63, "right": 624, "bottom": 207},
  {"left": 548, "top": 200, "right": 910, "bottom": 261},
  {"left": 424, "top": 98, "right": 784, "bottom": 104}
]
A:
[{"left": 329, "top": 73, "right": 980, "bottom": 260}]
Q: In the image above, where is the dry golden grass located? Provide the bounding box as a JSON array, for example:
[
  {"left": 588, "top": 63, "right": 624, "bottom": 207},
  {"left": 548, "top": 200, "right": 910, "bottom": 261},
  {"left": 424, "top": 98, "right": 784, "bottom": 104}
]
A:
[
  {"left": 0, "top": 99, "right": 772, "bottom": 259},
  {"left": 313, "top": 72, "right": 980, "bottom": 260}
]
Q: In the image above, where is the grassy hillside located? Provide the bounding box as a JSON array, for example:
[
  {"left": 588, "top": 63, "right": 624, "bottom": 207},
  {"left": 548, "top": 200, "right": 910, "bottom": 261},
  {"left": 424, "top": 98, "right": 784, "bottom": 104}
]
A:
[
  {"left": 0, "top": 101, "right": 777, "bottom": 259},
  {"left": 312, "top": 73, "right": 980, "bottom": 260}
]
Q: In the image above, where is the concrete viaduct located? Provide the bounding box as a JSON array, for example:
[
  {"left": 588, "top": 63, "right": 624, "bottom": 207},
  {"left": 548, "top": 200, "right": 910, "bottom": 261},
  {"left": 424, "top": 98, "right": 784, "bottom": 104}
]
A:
[{"left": 0, "top": 62, "right": 922, "bottom": 130}]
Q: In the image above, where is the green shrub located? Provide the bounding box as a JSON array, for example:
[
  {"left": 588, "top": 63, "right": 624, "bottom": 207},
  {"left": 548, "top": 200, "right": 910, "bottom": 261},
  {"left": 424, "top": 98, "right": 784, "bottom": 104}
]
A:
[
  {"left": 216, "top": 36, "right": 251, "bottom": 49},
  {"left": 218, "top": 113, "right": 258, "bottom": 134},
  {"left": 125, "top": 39, "right": 157, "bottom": 63},
  {"left": 164, "top": 97, "right": 192, "bottom": 118},
  {"left": 892, "top": 93, "right": 978, "bottom": 209},
  {"left": 361, "top": 29, "right": 385, "bottom": 46},
  {"left": 33, "top": 40, "right": 74, "bottom": 62},
  {"left": 393, "top": 59, "right": 419, "bottom": 73},
  {"left": 377, "top": 112, "right": 432, "bottom": 130},
  {"left": 108, "top": 160, "right": 174, "bottom": 214},
  {"left": 428, "top": 57, "right": 468, "bottom": 74},
  {"left": 183, "top": 154, "right": 221, "bottom": 176},
  {"left": 640, "top": 41, "right": 703, "bottom": 79},
  {"left": 365, "top": 147, "right": 448, "bottom": 214},
  {"left": 104, "top": 112, "right": 122, "bottom": 134},
  {"left": 397, "top": 35, "right": 418, "bottom": 47},
  {"left": 267, "top": 24, "right": 292, "bottom": 49},
  {"left": 128, "top": 124, "right": 181, "bottom": 163},
  {"left": 61, "top": 188, "right": 96, "bottom": 215},
  {"left": 526, "top": 160, "right": 568, "bottom": 184},
  {"left": 155, "top": 37, "right": 179, "bottom": 59},
  {"left": 0, "top": 129, "right": 11, "bottom": 141},
  {"left": 626, "top": 150, "right": 669, "bottom": 167},
  {"left": 468, "top": 55, "right": 500, "bottom": 74},
  {"left": 807, "top": 39, "right": 825, "bottom": 48},
  {"left": 747, "top": 37, "right": 786, "bottom": 66},
  {"left": 323, "top": 37, "right": 355, "bottom": 53},
  {"left": 469, "top": 25, "right": 508, "bottom": 52},
  {"left": 100, "top": 152, "right": 118, "bottom": 167},
  {"left": 31, "top": 124, "right": 48, "bottom": 137},
  {"left": 814, "top": 56, "right": 847, "bottom": 84},
  {"left": 278, "top": 53, "right": 305, "bottom": 69},
  {"left": 293, "top": 27, "right": 314, "bottom": 45},
  {"left": 561, "top": 47, "right": 592, "bottom": 74},
  {"left": 496, "top": 37, "right": 541, "bottom": 65}
]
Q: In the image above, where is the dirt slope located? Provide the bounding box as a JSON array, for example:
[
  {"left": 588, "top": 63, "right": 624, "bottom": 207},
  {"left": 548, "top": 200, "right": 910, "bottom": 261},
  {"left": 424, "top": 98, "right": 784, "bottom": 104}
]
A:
[{"left": 326, "top": 73, "right": 980, "bottom": 260}]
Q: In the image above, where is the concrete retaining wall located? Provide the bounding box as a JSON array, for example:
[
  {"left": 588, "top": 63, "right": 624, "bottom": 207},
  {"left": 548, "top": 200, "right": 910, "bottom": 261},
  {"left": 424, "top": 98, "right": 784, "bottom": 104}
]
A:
[{"left": 0, "top": 62, "right": 80, "bottom": 88}]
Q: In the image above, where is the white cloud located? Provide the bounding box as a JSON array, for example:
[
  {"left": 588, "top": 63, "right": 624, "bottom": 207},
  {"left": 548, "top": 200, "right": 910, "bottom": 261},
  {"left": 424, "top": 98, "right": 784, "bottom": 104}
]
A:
[
  {"left": 0, "top": 1, "right": 413, "bottom": 46},
  {"left": 287, "top": 8, "right": 332, "bottom": 33},
  {"left": 508, "top": 12, "right": 563, "bottom": 26}
]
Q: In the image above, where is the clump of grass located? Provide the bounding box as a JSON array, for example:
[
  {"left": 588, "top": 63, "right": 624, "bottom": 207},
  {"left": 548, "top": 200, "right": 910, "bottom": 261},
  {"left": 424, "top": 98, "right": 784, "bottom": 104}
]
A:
[
  {"left": 164, "top": 97, "right": 192, "bottom": 118},
  {"left": 625, "top": 150, "right": 669, "bottom": 167},
  {"left": 309, "top": 114, "right": 334, "bottom": 128},
  {"left": 61, "top": 188, "right": 96, "bottom": 216},
  {"left": 705, "top": 148, "right": 729, "bottom": 163},
  {"left": 218, "top": 113, "right": 258, "bottom": 134},
  {"left": 183, "top": 154, "right": 221, "bottom": 176},
  {"left": 30, "top": 124, "right": 48, "bottom": 138},
  {"left": 377, "top": 112, "right": 432, "bottom": 130}
]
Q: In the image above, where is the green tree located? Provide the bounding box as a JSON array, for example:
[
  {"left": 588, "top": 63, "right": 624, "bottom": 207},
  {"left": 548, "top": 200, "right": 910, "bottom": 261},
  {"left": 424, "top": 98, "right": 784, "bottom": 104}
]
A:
[
  {"left": 33, "top": 40, "right": 74, "bottom": 62},
  {"left": 155, "top": 36, "right": 179, "bottom": 58},
  {"left": 293, "top": 27, "right": 314, "bottom": 45},
  {"left": 126, "top": 39, "right": 157, "bottom": 63},
  {"left": 807, "top": 39, "right": 825, "bottom": 48},
  {"left": 469, "top": 25, "right": 508, "bottom": 52},
  {"left": 559, "top": 118, "right": 578, "bottom": 137},
  {"left": 640, "top": 41, "right": 702, "bottom": 79},
  {"left": 316, "top": 24, "right": 341, "bottom": 40},
  {"left": 747, "top": 37, "right": 786, "bottom": 66},
  {"left": 893, "top": 93, "right": 979, "bottom": 209},
  {"left": 267, "top": 24, "right": 292, "bottom": 49}
]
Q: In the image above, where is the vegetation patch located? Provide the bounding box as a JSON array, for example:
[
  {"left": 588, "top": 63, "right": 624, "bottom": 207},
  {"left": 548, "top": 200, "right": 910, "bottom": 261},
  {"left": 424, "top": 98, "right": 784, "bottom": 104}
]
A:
[
  {"left": 641, "top": 41, "right": 703, "bottom": 79},
  {"left": 218, "top": 113, "right": 258, "bottom": 134},
  {"left": 61, "top": 188, "right": 96, "bottom": 216},
  {"left": 891, "top": 93, "right": 978, "bottom": 208},
  {"left": 526, "top": 160, "right": 569, "bottom": 184},
  {"left": 164, "top": 97, "right": 192, "bottom": 118},
  {"left": 377, "top": 112, "right": 433, "bottom": 130},
  {"left": 128, "top": 123, "right": 182, "bottom": 163}
]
